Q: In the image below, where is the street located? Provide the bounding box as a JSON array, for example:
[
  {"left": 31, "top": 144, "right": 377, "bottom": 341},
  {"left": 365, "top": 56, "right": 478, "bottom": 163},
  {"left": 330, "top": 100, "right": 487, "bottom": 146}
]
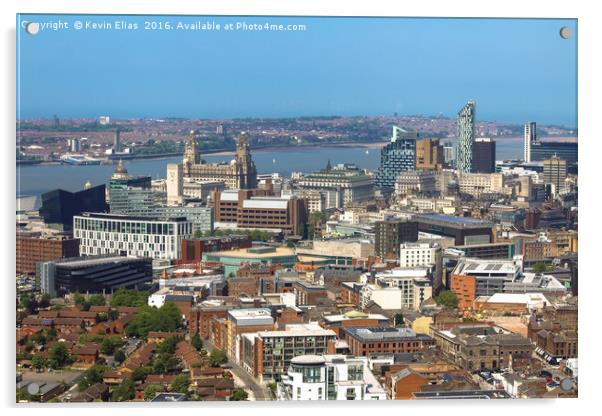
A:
[{"left": 202, "top": 338, "right": 271, "bottom": 401}]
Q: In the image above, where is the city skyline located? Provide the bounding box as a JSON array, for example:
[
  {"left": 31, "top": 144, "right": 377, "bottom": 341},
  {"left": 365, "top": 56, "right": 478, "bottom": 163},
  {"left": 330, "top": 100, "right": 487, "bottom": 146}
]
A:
[{"left": 17, "top": 15, "right": 577, "bottom": 126}]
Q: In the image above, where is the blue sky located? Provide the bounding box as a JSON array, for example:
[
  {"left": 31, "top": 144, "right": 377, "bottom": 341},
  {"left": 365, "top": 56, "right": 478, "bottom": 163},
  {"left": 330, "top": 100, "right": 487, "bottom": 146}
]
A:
[{"left": 17, "top": 15, "right": 577, "bottom": 126}]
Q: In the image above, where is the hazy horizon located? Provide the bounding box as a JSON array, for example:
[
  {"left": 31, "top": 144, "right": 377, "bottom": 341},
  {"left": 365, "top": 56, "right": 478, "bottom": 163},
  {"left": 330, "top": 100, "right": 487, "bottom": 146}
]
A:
[{"left": 17, "top": 15, "right": 577, "bottom": 126}]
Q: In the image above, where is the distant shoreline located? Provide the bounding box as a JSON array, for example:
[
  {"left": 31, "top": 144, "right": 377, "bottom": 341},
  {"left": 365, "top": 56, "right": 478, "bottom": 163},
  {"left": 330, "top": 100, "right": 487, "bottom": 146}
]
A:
[{"left": 17, "top": 136, "right": 577, "bottom": 167}]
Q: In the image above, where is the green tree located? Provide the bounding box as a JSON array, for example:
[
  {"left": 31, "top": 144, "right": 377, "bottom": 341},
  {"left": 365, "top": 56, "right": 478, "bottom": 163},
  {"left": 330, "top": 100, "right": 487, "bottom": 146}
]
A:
[
  {"left": 394, "top": 313, "right": 404, "bottom": 327},
  {"left": 434, "top": 290, "right": 459, "bottom": 309},
  {"left": 144, "top": 384, "right": 163, "bottom": 401},
  {"left": 209, "top": 349, "right": 228, "bottom": 367},
  {"left": 38, "top": 293, "right": 51, "bottom": 309},
  {"left": 124, "top": 303, "right": 181, "bottom": 338},
  {"left": 46, "top": 329, "right": 58, "bottom": 341},
  {"left": 30, "top": 332, "right": 46, "bottom": 345},
  {"left": 31, "top": 355, "right": 46, "bottom": 372},
  {"left": 229, "top": 389, "right": 248, "bottom": 401},
  {"left": 48, "top": 342, "right": 70, "bottom": 368},
  {"left": 88, "top": 294, "right": 106, "bottom": 306},
  {"left": 111, "top": 379, "right": 135, "bottom": 402},
  {"left": 156, "top": 335, "right": 182, "bottom": 355},
  {"left": 100, "top": 336, "right": 120, "bottom": 355},
  {"left": 19, "top": 293, "right": 38, "bottom": 314},
  {"left": 170, "top": 374, "right": 190, "bottom": 394},
  {"left": 78, "top": 365, "right": 107, "bottom": 391},
  {"left": 132, "top": 366, "right": 152, "bottom": 382},
  {"left": 107, "top": 309, "right": 119, "bottom": 321},
  {"left": 73, "top": 292, "right": 86, "bottom": 306},
  {"left": 110, "top": 288, "right": 148, "bottom": 308},
  {"left": 191, "top": 333, "right": 203, "bottom": 351},
  {"left": 114, "top": 349, "right": 126, "bottom": 364}
]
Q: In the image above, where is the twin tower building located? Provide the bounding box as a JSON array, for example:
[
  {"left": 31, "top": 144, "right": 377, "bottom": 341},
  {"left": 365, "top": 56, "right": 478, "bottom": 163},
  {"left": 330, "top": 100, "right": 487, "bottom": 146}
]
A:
[{"left": 167, "top": 130, "right": 258, "bottom": 205}]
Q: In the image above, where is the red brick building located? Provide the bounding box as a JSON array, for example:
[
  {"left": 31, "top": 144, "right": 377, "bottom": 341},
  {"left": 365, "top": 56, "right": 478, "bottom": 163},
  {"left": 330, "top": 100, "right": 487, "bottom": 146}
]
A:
[{"left": 16, "top": 232, "right": 79, "bottom": 274}]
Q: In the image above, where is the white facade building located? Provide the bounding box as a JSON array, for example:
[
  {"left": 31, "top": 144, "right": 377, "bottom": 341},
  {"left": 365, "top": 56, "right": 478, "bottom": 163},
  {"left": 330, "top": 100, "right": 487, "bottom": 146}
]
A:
[
  {"left": 399, "top": 242, "right": 439, "bottom": 268},
  {"left": 277, "top": 355, "right": 386, "bottom": 401},
  {"left": 73, "top": 213, "right": 193, "bottom": 260}
]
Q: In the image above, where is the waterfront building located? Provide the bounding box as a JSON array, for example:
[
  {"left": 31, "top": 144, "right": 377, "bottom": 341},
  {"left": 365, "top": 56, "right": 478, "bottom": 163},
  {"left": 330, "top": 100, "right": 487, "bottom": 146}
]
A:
[
  {"left": 530, "top": 141, "right": 578, "bottom": 168},
  {"left": 183, "top": 130, "right": 257, "bottom": 189},
  {"left": 473, "top": 138, "right": 496, "bottom": 173},
  {"left": 277, "top": 354, "right": 387, "bottom": 400},
  {"left": 375, "top": 126, "right": 418, "bottom": 191},
  {"left": 524, "top": 122, "right": 536, "bottom": 162},
  {"left": 457, "top": 100, "right": 476, "bottom": 173},
  {"left": 108, "top": 161, "right": 157, "bottom": 215},
  {"left": 73, "top": 212, "right": 194, "bottom": 260},
  {"left": 39, "top": 185, "right": 109, "bottom": 231}
]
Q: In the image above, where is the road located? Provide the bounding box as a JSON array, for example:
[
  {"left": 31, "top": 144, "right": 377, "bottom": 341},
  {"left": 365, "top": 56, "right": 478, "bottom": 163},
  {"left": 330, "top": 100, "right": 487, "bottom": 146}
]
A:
[{"left": 202, "top": 338, "right": 271, "bottom": 401}]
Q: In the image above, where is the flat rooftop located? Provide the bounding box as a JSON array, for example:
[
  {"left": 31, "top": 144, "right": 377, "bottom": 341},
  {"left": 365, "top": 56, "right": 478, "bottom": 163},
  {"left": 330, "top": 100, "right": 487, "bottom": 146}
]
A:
[
  {"left": 416, "top": 213, "right": 493, "bottom": 228},
  {"left": 54, "top": 255, "right": 149, "bottom": 267},
  {"left": 206, "top": 246, "right": 295, "bottom": 259},
  {"left": 454, "top": 258, "right": 520, "bottom": 276},
  {"left": 345, "top": 326, "right": 430, "bottom": 341}
]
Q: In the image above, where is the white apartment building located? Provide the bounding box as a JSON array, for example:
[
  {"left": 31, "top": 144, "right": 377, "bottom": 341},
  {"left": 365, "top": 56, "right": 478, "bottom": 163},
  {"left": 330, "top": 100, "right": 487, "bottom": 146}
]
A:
[
  {"left": 277, "top": 354, "right": 387, "bottom": 401},
  {"left": 73, "top": 213, "right": 193, "bottom": 260},
  {"left": 361, "top": 269, "right": 433, "bottom": 311},
  {"left": 399, "top": 242, "right": 440, "bottom": 268}
]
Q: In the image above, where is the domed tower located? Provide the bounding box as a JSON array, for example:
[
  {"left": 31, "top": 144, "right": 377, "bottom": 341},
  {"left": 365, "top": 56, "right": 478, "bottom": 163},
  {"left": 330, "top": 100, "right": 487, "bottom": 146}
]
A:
[
  {"left": 235, "top": 132, "right": 257, "bottom": 189},
  {"left": 111, "top": 159, "right": 129, "bottom": 180},
  {"left": 183, "top": 129, "right": 201, "bottom": 175}
]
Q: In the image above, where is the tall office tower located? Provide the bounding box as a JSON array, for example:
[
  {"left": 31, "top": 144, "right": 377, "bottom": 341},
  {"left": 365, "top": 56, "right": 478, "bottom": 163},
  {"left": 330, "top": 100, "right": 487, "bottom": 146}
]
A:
[
  {"left": 456, "top": 100, "right": 476, "bottom": 173},
  {"left": 473, "top": 138, "right": 496, "bottom": 173},
  {"left": 108, "top": 161, "right": 155, "bottom": 215},
  {"left": 442, "top": 141, "right": 455, "bottom": 167},
  {"left": 416, "top": 138, "right": 444, "bottom": 171},
  {"left": 543, "top": 155, "right": 567, "bottom": 196},
  {"left": 166, "top": 163, "right": 184, "bottom": 206},
  {"left": 114, "top": 129, "right": 121, "bottom": 153},
  {"left": 374, "top": 126, "right": 418, "bottom": 191},
  {"left": 524, "top": 122, "right": 536, "bottom": 162},
  {"left": 374, "top": 219, "right": 419, "bottom": 259}
]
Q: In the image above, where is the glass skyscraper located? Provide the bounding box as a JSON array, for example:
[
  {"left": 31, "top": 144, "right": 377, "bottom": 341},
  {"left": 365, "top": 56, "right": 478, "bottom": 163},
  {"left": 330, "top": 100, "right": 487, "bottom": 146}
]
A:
[
  {"left": 374, "top": 126, "right": 418, "bottom": 191},
  {"left": 457, "top": 100, "right": 476, "bottom": 173}
]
